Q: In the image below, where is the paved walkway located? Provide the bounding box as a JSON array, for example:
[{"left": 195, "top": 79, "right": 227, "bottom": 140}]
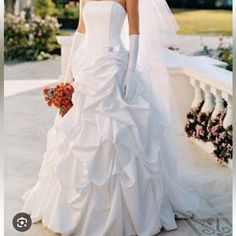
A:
[
  {"left": 4, "top": 57, "right": 61, "bottom": 81},
  {"left": 4, "top": 35, "right": 232, "bottom": 236},
  {"left": 4, "top": 80, "right": 58, "bottom": 97},
  {"left": 4, "top": 87, "right": 232, "bottom": 236},
  {"left": 4, "top": 58, "right": 60, "bottom": 97},
  {"left": 176, "top": 35, "right": 232, "bottom": 55}
]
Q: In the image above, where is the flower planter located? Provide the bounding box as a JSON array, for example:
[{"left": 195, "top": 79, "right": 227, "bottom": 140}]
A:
[
  {"left": 190, "top": 137, "right": 232, "bottom": 169},
  {"left": 185, "top": 99, "right": 232, "bottom": 169}
]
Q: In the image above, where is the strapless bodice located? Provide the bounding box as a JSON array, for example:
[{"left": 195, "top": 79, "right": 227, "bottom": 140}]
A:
[{"left": 81, "top": 1, "right": 126, "bottom": 50}]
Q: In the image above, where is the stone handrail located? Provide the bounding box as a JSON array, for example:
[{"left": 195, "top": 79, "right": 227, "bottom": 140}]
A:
[{"left": 56, "top": 36, "right": 74, "bottom": 81}]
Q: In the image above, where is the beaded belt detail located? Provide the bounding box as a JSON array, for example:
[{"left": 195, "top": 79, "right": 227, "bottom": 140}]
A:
[
  {"left": 101, "top": 46, "right": 124, "bottom": 52},
  {"left": 80, "top": 44, "right": 127, "bottom": 53}
]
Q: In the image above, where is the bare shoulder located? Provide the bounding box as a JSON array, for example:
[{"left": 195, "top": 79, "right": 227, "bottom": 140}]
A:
[
  {"left": 125, "top": 0, "right": 139, "bottom": 34},
  {"left": 126, "top": 0, "right": 139, "bottom": 14},
  {"left": 126, "top": 0, "right": 139, "bottom": 7},
  {"left": 77, "top": 0, "right": 86, "bottom": 33}
]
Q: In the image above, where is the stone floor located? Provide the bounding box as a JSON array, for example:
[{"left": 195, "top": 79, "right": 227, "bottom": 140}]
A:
[
  {"left": 4, "top": 86, "right": 232, "bottom": 236},
  {"left": 176, "top": 35, "right": 232, "bottom": 56},
  {"left": 4, "top": 57, "right": 61, "bottom": 81},
  {"left": 4, "top": 35, "right": 232, "bottom": 236}
]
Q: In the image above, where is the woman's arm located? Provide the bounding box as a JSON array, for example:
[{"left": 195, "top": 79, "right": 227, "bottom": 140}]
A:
[
  {"left": 125, "top": 0, "right": 140, "bottom": 72},
  {"left": 77, "top": 0, "right": 86, "bottom": 34},
  {"left": 61, "top": 0, "right": 85, "bottom": 82},
  {"left": 126, "top": 0, "right": 139, "bottom": 35},
  {"left": 122, "top": 0, "right": 140, "bottom": 101}
]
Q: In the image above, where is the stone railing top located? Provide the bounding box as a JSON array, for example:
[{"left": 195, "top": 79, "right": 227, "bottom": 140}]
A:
[
  {"left": 56, "top": 35, "right": 74, "bottom": 45},
  {"left": 190, "top": 56, "right": 228, "bottom": 68},
  {"left": 161, "top": 49, "right": 232, "bottom": 95}
]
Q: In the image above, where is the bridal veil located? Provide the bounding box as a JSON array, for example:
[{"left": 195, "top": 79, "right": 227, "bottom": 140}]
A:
[{"left": 121, "top": 0, "right": 232, "bottom": 219}]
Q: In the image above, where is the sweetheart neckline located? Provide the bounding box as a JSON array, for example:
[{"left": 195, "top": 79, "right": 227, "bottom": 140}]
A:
[{"left": 84, "top": 0, "right": 127, "bottom": 15}]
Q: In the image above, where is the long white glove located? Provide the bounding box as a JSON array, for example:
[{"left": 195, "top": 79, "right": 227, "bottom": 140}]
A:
[
  {"left": 61, "top": 31, "right": 85, "bottom": 83},
  {"left": 122, "top": 34, "right": 139, "bottom": 101}
]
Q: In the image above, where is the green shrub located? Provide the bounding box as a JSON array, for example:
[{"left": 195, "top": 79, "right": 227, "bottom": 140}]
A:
[
  {"left": 52, "top": 0, "right": 65, "bottom": 7},
  {"left": 4, "top": 14, "right": 60, "bottom": 61},
  {"left": 55, "top": 1, "right": 79, "bottom": 19},
  {"left": 31, "top": 16, "right": 60, "bottom": 56},
  {"left": 34, "top": 0, "right": 56, "bottom": 18},
  {"left": 4, "top": 14, "right": 32, "bottom": 60},
  {"left": 199, "top": 37, "right": 232, "bottom": 71},
  {"left": 217, "top": 39, "right": 232, "bottom": 71}
]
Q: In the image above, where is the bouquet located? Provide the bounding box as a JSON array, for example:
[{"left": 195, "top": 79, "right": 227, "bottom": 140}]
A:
[{"left": 43, "top": 83, "right": 74, "bottom": 117}]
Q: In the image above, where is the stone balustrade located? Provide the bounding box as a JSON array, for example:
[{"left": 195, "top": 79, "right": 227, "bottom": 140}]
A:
[
  {"left": 167, "top": 55, "right": 232, "bottom": 129},
  {"left": 166, "top": 49, "right": 232, "bottom": 168}
]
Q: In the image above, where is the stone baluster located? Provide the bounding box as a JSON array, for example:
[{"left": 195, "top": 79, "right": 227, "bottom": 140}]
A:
[
  {"left": 190, "top": 78, "right": 204, "bottom": 108},
  {"left": 200, "top": 83, "right": 214, "bottom": 113},
  {"left": 222, "top": 93, "right": 232, "bottom": 128},
  {"left": 211, "top": 88, "right": 225, "bottom": 119}
]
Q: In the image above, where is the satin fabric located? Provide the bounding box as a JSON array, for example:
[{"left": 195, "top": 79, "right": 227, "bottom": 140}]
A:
[{"left": 22, "top": 2, "right": 214, "bottom": 235}]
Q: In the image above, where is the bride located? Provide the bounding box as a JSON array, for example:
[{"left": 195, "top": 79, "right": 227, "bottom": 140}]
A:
[{"left": 21, "top": 0, "right": 231, "bottom": 235}]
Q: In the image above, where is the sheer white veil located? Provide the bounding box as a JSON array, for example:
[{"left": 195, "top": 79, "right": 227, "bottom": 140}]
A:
[{"left": 121, "top": 0, "right": 232, "bottom": 219}]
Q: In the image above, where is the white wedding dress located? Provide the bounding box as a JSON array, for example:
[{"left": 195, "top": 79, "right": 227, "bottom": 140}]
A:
[{"left": 22, "top": 2, "right": 222, "bottom": 235}]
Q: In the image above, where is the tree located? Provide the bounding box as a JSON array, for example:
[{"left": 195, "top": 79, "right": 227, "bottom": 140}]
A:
[
  {"left": 166, "top": 0, "right": 232, "bottom": 8},
  {"left": 34, "top": 0, "right": 56, "bottom": 18},
  {"left": 4, "top": 0, "right": 16, "bottom": 14},
  {"left": 52, "top": 0, "right": 67, "bottom": 7}
]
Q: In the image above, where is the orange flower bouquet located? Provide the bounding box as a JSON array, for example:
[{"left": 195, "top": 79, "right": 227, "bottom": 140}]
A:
[{"left": 43, "top": 83, "right": 74, "bottom": 117}]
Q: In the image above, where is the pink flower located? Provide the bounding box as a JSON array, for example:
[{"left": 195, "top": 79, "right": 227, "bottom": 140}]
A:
[
  {"left": 211, "top": 127, "right": 218, "bottom": 135},
  {"left": 219, "top": 36, "right": 224, "bottom": 42},
  {"left": 219, "top": 132, "right": 227, "bottom": 139},
  {"left": 215, "top": 137, "right": 220, "bottom": 143}
]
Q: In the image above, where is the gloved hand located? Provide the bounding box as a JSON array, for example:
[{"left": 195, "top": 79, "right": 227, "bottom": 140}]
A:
[
  {"left": 61, "top": 31, "right": 85, "bottom": 83},
  {"left": 122, "top": 34, "right": 139, "bottom": 101},
  {"left": 122, "top": 70, "right": 136, "bottom": 101}
]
